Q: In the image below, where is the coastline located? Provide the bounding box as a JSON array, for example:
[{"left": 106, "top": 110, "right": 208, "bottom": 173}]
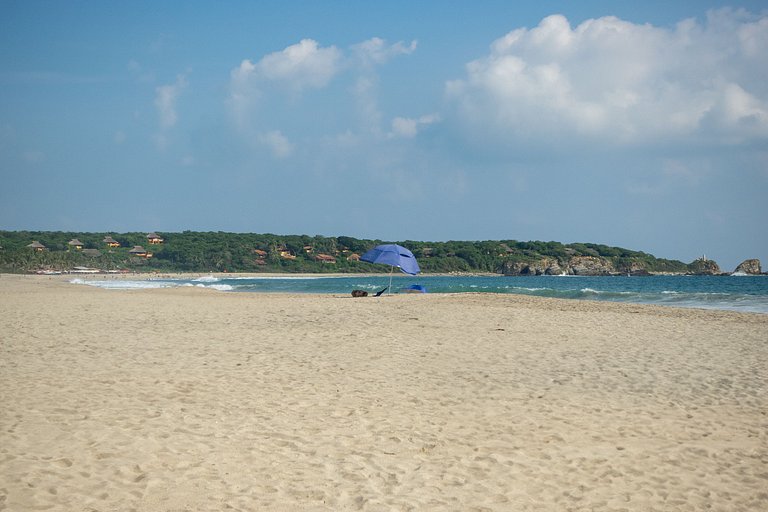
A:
[{"left": 1, "top": 275, "right": 767, "bottom": 510}]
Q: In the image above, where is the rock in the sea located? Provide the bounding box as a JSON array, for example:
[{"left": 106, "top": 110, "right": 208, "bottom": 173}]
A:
[
  {"left": 568, "top": 256, "right": 616, "bottom": 276},
  {"left": 688, "top": 258, "right": 721, "bottom": 275},
  {"left": 734, "top": 259, "right": 762, "bottom": 274}
]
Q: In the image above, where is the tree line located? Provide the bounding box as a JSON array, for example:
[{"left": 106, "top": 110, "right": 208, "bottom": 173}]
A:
[{"left": 0, "top": 230, "right": 694, "bottom": 274}]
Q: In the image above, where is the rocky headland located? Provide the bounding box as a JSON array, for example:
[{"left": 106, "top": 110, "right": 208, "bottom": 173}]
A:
[{"left": 502, "top": 257, "right": 764, "bottom": 277}]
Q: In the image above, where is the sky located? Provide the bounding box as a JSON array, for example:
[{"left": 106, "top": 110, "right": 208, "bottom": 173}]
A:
[{"left": 1, "top": 1, "right": 766, "bottom": 270}]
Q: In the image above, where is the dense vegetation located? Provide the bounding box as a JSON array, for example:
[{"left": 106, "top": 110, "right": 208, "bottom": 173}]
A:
[{"left": 0, "top": 230, "right": 696, "bottom": 274}]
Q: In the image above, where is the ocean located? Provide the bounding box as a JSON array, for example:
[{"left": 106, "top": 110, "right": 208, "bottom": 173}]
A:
[{"left": 71, "top": 274, "right": 768, "bottom": 314}]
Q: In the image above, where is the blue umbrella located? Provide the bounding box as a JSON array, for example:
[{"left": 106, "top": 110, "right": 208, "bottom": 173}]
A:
[{"left": 360, "top": 244, "right": 420, "bottom": 293}]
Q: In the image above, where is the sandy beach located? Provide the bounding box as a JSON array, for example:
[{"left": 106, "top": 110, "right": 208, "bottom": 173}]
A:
[{"left": 1, "top": 274, "right": 767, "bottom": 511}]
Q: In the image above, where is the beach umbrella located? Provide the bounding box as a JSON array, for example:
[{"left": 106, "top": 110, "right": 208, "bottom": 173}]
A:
[{"left": 360, "top": 244, "right": 420, "bottom": 294}]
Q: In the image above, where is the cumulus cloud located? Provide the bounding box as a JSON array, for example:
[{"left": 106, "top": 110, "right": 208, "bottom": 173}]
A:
[
  {"left": 155, "top": 74, "right": 187, "bottom": 130},
  {"left": 229, "top": 37, "right": 419, "bottom": 147},
  {"left": 446, "top": 9, "right": 768, "bottom": 148},
  {"left": 228, "top": 39, "right": 342, "bottom": 145},
  {"left": 237, "top": 39, "right": 341, "bottom": 93},
  {"left": 348, "top": 38, "right": 419, "bottom": 136}
]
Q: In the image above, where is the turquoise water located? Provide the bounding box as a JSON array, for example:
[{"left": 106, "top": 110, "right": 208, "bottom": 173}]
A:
[{"left": 72, "top": 274, "right": 768, "bottom": 314}]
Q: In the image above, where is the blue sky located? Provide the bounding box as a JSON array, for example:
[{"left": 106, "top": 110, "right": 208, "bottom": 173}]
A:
[{"left": 1, "top": 1, "right": 766, "bottom": 270}]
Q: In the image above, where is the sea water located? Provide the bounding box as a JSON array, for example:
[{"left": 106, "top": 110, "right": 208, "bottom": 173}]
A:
[{"left": 70, "top": 274, "right": 768, "bottom": 314}]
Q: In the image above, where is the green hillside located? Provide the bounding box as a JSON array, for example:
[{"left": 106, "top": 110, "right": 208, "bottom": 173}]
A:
[{"left": 0, "top": 230, "right": 705, "bottom": 275}]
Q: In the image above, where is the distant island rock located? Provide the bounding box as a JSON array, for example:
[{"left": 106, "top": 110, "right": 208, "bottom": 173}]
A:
[
  {"left": 686, "top": 258, "right": 722, "bottom": 275},
  {"left": 734, "top": 259, "right": 762, "bottom": 274}
]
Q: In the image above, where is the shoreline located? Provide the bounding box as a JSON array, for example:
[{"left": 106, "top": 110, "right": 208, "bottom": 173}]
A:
[
  {"left": 49, "top": 272, "right": 768, "bottom": 316},
  {"left": 7, "top": 270, "right": 768, "bottom": 279}
]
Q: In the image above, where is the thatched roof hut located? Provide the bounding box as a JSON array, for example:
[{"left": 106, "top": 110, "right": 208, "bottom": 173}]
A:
[
  {"left": 103, "top": 236, "right": 120, "bottom": 247},
  {"left": 68, "top": 239, "right": 84, "bottom": 249},
  {"left": 27, "top": 241, "right": 46, "bottom": 251},
  {"left": 147, "top": 232, "right": 164, "bottom": 244},
  {"left": 129, "top": 245, "right": 148, "bottom": 255}
]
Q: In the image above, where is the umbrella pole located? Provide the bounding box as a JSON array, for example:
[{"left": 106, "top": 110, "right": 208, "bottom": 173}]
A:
[{"left": 388, "top": 266, "right": 394, "bottom": 294}]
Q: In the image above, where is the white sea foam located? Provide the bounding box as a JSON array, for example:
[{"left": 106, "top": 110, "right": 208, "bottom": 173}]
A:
[
  {"left": 194, "top": 283, "right": 234, "bottom": 291},
  {"left": 70, "top": 278, "right": 177, "bottom": 289},
  {"left": 192, "top": 275, "right": 219, "bottom": 282}
]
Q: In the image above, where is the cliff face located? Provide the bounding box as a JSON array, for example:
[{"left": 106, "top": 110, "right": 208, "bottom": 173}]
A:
[
  {"left": 501, "top": 258, "right": 563, "bottom": 276},
  {"left": 734, "top": 259, "right": 762, "bottom": 274},
  {"left": 502, "top": 256, "right": 616, "bottom": 276},
  {"left": 568, "top": 256, "right": 616, "bottom": 276}
]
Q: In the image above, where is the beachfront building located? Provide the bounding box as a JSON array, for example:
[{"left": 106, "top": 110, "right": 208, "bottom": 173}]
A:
[
  {"left": 129, "top": 246, "right": 152, "bottom": 258},
  {"left": 68, "top": 239, "right": 84, "bottom": 250},
  {"left": 147, "top": 232, "right": 164, "bottom": 245},
  {"left": 253, "top": 249, "right": 268, "bottom": 266},
  {"left": 27, "top": 241, "right": 46, "bottom": 252},
  {"left": 103, "top": 236, "right": 120, "bottom": 248},
  {"left": 314, "top": 254, "right": 337, "bottom": 264},
  {"left": 346, "top": 253, "right": 361, "bottom": 262}
]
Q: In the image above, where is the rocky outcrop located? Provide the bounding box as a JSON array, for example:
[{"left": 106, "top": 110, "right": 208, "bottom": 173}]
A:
[
  {"left": 501, "top": 258, "right": 564, "bottom": 276},
  {"left": 502, "top": 256, "right": 618, "bottom": 276},
  {"left": 734, "top": 259, "right": 762, "bottom": 274},
  {"left": 568, "top": 256, "right": 616, "bottom": 276},
  {"left": 688, "top": 258, "right": 721, "bottom": 275},
  {"left": 626, "top": 262, "right": 651, "bottom": 276}
]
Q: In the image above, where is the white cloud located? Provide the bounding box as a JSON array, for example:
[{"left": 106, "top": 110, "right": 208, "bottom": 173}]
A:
[
  {"left": 256, "top": 39, "right": 341, "bottom": 90},
  {"left": 258, "top": 130, "right": 294, "bottom": 158},
  {"left": 352, "top": 37, "right": 417, "bottom": 66},
  {"left": 390, "top": 113, "right": 440, "bottom": 138},
  {"left": 155, "top": 74, "right": 187, "bottom": 130},
  {"left": 349, "top": 38, "right": 418, "bottom": 135},
  {"left": 446, "top": 10, "right": 768, "bottom": 148},
  {"left": 228, "top": 36, "right": 422, "bottom": 154}
]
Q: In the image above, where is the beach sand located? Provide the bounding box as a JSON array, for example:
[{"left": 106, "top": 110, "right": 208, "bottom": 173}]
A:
[{"left": 1, "top": 274, "right": 767, "bottom": 511}]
